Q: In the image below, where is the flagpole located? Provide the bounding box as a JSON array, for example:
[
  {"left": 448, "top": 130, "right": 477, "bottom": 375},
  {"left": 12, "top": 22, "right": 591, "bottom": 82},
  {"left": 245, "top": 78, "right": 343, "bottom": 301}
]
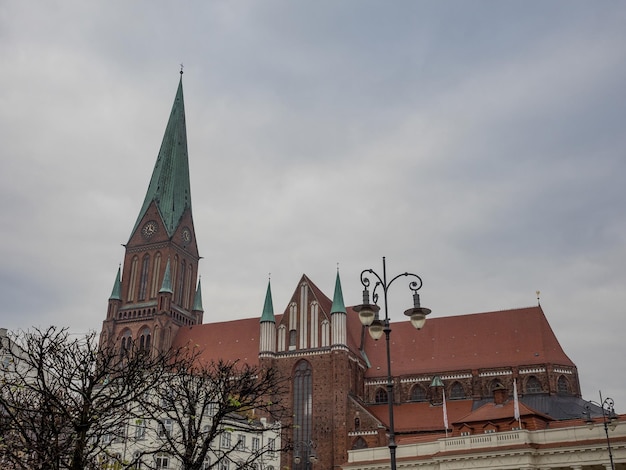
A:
[
  {"left": 443, "top": 388, "right": 449, "bottom": 437},
  {"left": 513, "top": 378, "right": 522, "bottom": 429}
]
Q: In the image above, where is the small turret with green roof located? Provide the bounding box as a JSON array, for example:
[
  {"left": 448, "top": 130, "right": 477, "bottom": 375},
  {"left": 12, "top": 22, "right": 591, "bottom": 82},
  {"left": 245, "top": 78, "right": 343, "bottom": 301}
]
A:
[
  {"left": 159, "top": 259, "right": 173, "bottom": 294},
  {"left": 109, "top": 266, "right": 122, "bottom": 301},
  {"left": 331, "top": 270, "right": 346, "bottom": 314},
  {"left": 260, "top": 280, "right": 275, "bottom": 323}
]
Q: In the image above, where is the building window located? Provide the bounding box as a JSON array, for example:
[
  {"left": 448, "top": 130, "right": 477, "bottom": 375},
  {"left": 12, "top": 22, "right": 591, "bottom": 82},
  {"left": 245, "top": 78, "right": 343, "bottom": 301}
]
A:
[
  {"left": 155, "top": 454, "right": 169, "bottom": 469},
  {"left": 150, "top": 252, "right": 162, "bottom": 299},
  {"left": 134, "top": 419, "right": 146, "bottom": 440},
  {"left": 236, "top": 434, "right": 246, "bottom": 450},
  {"left": 557, "top": 375, "right": 570, "bottom": 395},
  {"left": 460, "top": 431, "right": 471, "bottom": 436},
  {"left": 525, "top": 376, "right": 542, "bottom": 394},
  {"left": 219, "top": 461, "right": 230, "bottom": 470},
  {"left": 375, "top": 388, "right": 388, "bottom": 404},
  {"left": 138, "top": 254, "right": 150, "bottom": 301},
  {"left": 139, "top": 327, "right": 151, "bottom": 352},
  {"left": 120, "top": 330, "right": 132, "bottom": 357},
  {"left": 129, "top": 256, "right": 139, "bottom": 302},
  {"left": 132, "top": 451, "right": 143, "bottom": 469},
  {"left": 221, "top": 431, "right": 232, "bottom": 448},
  {"left": 176, "top": 260, "right": 186, "bottom": 305},
  {"left": 159, "top": 419, "right": 173, "bottom": 437},
  {"left": 293, "top": 360, "right": 312, "bottom": 459},
  {"left": 251, "top": 437, "right": 260, "bottom": 452},
  {"left": 268, "top": 438, "right": 276, "bottom": 458},
  {"left": 354, "top": 417, "right": 360, "bottom": 431},
  {"left": 184, "top": 264, "right": 193, "bottom": 309},
  {"left": 201, "top": 458, "right": 210, "bottom": 470},
  {"left": 352, "top": 437, "right": 367, "bottom": 450},
  {"left": 450, "top": 381, "right": 465, "bottom": 400},
  {"left": 289, "top": 329, "right": 297, "bottom": 349},
  {"left": 410, "top": 385, "right": 427, "bottom": 402}
]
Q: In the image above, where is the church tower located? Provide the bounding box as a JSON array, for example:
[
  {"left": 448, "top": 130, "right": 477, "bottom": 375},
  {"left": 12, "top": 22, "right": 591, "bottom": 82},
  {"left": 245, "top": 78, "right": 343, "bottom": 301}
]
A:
[{"left": 101, "top": 73, "right": 203, "bottom": 354}]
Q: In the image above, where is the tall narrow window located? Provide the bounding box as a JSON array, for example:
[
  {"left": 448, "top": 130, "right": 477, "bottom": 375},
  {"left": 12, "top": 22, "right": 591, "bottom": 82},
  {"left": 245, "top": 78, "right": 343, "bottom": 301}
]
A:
[
  {"left": 293, "top": 360, "right": 312, "bottom": 469},
  {"left": 150, "top": 253, "right": 162, "bottom": 299},
  {"left": 128, "top": 256, "right": 139, "bottom": 302},
  {"left": 138, "top": 255, "right": 150, "bottom": 301},
  {"left": 557, "top": 375, "right": 570, "bottom": 395},
  {"left": 183, "top": 264, "right": 193, "bottom": 309},
  {"left": 139, "top": 327, "right": 151, "bottom": 352},
  {"left": 289, "top": 329, "right": 297, "bottom": 350},
  {"left": 120, "top": 330, "right": 132, "bottom": 357},
  {"left": 176, "top": 260, "right": 186, "bottom": 305}
]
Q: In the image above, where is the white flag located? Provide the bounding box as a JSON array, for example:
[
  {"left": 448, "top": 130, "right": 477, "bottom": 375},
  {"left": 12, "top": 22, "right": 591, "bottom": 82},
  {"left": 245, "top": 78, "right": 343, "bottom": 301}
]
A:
[
  {"left": 443, "top": 388, "right": 449, "bottom": 429},
  {"left": 513, "top": 379, "right": 520, "bottom": 421}
]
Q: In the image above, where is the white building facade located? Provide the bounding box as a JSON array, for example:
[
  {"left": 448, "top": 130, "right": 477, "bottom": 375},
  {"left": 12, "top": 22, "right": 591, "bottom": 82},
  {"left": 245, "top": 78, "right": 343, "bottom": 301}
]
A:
[{"left": 343, "top": 421, "right": 626, "bottom": 470}]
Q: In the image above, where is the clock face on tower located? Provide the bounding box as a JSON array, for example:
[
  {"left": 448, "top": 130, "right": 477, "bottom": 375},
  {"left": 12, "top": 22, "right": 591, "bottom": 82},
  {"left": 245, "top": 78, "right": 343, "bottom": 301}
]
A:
[
  {"left": 181, "top": 227, "right": 192, "bottom": 244},
  {"left": 141, "top": 220, "right": 158, "bottom": 239}
]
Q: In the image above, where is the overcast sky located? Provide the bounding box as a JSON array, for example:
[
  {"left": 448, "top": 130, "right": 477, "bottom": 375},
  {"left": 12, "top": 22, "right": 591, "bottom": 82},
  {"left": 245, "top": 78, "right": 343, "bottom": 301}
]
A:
[{"left": 1, "top": 1, "right": 625, "bottom": 409}]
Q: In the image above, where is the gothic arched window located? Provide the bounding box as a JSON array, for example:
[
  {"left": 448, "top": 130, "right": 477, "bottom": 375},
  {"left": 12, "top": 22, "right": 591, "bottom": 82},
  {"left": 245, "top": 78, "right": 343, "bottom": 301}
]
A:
[
  {"left": 557, "top": 375, "right": 570, "bottom": 395},
  {"left": 176, "top": 260, "right": 186, "bottom": 305},
  {"left": 150, "top": 252, "right": 162, "bottom": 299},
  {"left": 120, "top": 330, "right": 132, "bottom": 357},
  {"left": 139, "top": 327, "right": 151, "bottom": 352},
  {"left": 375, "top": 388, "right": 388, "bottom": 404},
  {"left": 525, "top": 376, "right": 542, "bottom": 394},
  {"left": 410, "top": 385, "right": 427, "bottom": 402},
  {"left": 128, "top": 256, "right": 139, "bottom": 302},
  {"left": 352, "top": 437, "right": 368, "bottom": 450},
  {"left": 450, "top": 381, "right": 465, "bottom": 400},
  {"left": 138, "top": 255, "right": 150, "bottom": 301},
  {"left": 293, "top": 360, "right": 312, "bottom": 469}
]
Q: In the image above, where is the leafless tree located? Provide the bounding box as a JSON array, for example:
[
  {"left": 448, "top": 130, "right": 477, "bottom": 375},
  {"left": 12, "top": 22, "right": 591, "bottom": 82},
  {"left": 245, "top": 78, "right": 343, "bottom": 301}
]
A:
[
  {"left": 0, "top": 327, "right": 179, "bottom": 470},
  {"left": 140, "top": 354, "right": 289, "bottom": 470}
]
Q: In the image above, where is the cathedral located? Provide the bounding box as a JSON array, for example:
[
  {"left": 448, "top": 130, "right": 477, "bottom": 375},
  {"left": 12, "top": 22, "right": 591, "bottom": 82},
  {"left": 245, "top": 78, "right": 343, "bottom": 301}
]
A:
[{"left": 100, "top": 75, "right": 591, "bottom": 469}]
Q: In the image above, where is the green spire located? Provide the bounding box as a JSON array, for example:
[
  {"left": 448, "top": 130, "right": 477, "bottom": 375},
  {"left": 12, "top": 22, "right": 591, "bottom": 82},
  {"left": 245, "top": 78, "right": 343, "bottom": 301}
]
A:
[
  {"left": 330, "top": 270, "right": 346, "bottom": 314},
  {"left": 131, "top": 74, "right": 192, "bottom": 240},
  {"left": 260, "top": 280, "right": 275, "bottom": 323},
  {"left": 192, "top": 279, "right": 204, "bottom": 312},
  {"left": 109, "top": 265, "right": 122, "bottom": 301},
  {"left": 159, "top": 259, "right": 173, "bottom": 294}
]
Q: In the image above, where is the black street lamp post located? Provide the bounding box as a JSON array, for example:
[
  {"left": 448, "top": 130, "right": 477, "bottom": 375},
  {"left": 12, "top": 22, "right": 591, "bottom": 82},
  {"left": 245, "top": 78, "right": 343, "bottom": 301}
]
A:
[
  {"left": 354, "top": 257, "right": 431, "bottom": 470},
  {"left": 293, "top": 440, "right": 317, "bottom": 469},
  {"left": 584, "top": 392, "right": 619, "bottom": 470}
]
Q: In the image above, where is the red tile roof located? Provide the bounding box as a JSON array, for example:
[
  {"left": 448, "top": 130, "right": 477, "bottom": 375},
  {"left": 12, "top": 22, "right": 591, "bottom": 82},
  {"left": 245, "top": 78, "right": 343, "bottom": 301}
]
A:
[
  {"left": 455, "top": 400, "right": 552, "bottom": 424},
  {"left": 361, "top": 306, "right": 574, "bottom": 378},
  {"left": 172, "top": 317, "right": 262, "bottom": 367},
  {"left": 171, "top": 276, "right": 573, "bottom": 386},
  {"left": 367, "top": 400, "right": 474, "bottom": 433}
]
